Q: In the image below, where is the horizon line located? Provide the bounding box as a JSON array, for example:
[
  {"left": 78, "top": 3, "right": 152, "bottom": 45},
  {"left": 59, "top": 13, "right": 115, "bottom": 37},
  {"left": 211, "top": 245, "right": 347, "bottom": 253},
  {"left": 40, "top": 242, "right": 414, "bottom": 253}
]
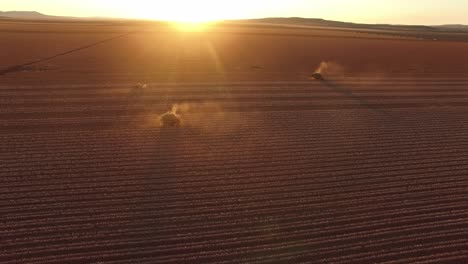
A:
[{"left": 1, "top": 10, "right": 467, "bottom": 27}]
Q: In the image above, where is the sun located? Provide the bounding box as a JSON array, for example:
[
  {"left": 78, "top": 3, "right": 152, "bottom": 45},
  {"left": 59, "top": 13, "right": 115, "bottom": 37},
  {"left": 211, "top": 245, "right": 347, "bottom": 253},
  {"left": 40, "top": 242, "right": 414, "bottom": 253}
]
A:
[
  {"left": 165, "top": 8, "right": 221, "bottom": 23},
  {"left": 130, "top": 0, "right": 251, "bottom": 25}
]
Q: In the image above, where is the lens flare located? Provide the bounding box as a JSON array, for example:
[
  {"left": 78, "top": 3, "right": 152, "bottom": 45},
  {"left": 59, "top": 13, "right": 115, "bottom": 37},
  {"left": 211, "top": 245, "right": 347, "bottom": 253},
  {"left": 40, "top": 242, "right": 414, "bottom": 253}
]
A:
[{"left": 171, "top": 21, "right": 214, "bottom": 31}]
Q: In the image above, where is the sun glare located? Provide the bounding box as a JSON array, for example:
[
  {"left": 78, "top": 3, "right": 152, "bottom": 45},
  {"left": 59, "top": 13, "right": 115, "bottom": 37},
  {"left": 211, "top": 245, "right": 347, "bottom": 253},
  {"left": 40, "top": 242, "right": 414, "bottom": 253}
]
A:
[
  {"left": 129, "top": 0, "right": 254, "bottom": 24},
  {"left": 172, "top": 21, "right": 214, "bottom": 31}
]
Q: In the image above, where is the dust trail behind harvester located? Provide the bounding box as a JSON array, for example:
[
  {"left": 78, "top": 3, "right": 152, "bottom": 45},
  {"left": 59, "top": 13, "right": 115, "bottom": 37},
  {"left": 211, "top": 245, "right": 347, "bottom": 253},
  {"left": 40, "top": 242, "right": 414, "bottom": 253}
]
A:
[
  {"left": 158, "top": 102, "right": 244, "bottom": 134},
  {"left": 314, "top": 61, "right": 397, "bottom": 119},
  {"left": 314, "top": 61, "right": 345, "bottom": 76},
  {"left": 316, "top": 63, "right": 431, "bottom": 140}
]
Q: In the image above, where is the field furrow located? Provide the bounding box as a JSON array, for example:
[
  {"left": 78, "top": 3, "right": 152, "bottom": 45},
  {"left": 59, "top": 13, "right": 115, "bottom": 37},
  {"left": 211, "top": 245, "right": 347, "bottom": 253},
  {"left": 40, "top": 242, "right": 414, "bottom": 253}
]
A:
[{"left": 2, "top": 77, "right": 468, "bottom": 263}]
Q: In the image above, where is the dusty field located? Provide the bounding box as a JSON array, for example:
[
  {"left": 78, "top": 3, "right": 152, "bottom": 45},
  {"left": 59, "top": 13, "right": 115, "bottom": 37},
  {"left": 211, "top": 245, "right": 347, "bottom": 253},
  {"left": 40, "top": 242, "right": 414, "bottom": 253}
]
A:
[
  {"left": 2, "top": 19, "right": 468, "bottom": 83},
  {"left": 1, "top": 20, "right": 468, "bottom": 263}
]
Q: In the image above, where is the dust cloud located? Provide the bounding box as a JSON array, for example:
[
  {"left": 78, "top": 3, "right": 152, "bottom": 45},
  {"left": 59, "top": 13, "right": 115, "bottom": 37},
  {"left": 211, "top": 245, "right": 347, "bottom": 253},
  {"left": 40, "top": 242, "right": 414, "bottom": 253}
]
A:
[
  {"left": 314, "top": 61, "right": 345, "bottom": 76},
  {"left": 158, "top": 102, "right": 244, "bottom": 134}
]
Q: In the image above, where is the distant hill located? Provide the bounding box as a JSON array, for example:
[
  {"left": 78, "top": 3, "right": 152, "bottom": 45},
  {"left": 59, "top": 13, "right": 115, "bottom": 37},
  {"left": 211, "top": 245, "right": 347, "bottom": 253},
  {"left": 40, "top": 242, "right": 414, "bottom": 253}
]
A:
[
  {"left": 437, "top": 24, "right": 468, "bottom": 31},
  {"left": 246, "top": 17, "right": 439, "bottom": 32},
  {"left": 0, "top": 11, "right": 54, "bottom": 19}
]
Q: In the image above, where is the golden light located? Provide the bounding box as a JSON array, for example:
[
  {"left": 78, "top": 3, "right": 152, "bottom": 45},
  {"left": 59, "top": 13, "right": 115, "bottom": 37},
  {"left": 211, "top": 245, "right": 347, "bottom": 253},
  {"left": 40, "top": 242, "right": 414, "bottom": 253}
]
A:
[
  {"left": 127, "top": 0, "right": 255, "bottom": 24},
  {"left": 171, "top": 21, "right": 215, "bottom": 32}
]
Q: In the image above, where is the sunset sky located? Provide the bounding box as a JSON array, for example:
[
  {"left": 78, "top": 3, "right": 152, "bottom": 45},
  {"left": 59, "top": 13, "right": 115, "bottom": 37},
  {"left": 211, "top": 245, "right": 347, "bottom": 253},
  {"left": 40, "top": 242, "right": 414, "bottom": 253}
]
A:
[{"left": 2, "top": 0, "right": 468, "bottom": 25}]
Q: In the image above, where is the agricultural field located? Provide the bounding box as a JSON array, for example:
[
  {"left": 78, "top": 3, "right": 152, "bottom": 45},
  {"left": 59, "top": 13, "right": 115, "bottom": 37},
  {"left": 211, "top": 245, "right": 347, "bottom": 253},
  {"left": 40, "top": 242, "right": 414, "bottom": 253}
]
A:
[{"left": 1, "top": 19, "right": 468, "bottom": 263}]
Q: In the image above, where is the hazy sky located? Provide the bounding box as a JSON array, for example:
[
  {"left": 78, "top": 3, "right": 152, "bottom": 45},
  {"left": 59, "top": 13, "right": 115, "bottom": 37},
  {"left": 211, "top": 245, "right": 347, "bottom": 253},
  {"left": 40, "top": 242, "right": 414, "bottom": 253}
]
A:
[{"left": 2, "top": 0, "right": 468, "bottom": 25}]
